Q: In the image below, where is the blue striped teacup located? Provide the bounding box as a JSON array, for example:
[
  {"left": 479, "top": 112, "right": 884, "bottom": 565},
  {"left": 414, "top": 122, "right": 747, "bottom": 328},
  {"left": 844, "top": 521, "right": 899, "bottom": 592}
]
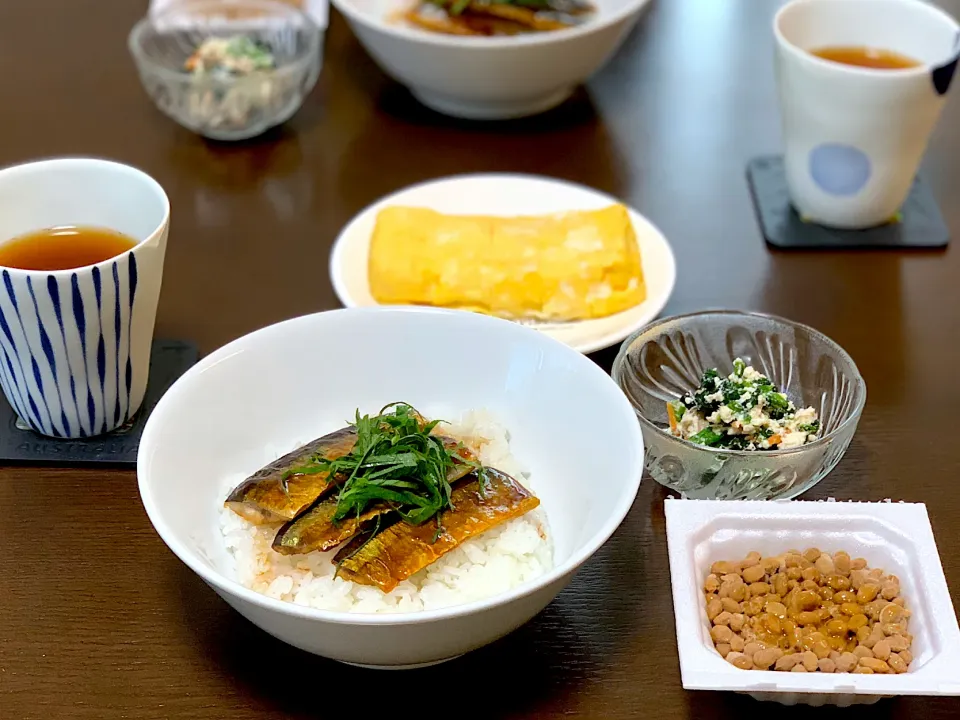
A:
[{"left": 0, "top": 158, "right": 169, "bottom": 438}]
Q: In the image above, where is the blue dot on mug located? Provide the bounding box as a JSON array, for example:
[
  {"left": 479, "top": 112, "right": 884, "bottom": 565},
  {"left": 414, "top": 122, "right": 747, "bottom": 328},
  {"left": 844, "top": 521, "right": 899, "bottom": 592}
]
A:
[{"left": 808, "top": 143, "right": 871, "bottom": 196}]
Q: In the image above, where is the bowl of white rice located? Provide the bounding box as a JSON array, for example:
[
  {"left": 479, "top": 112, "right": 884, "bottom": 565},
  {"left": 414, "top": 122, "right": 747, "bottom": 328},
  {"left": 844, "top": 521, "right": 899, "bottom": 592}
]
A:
[{"left": 138, "top": 306, "right": 644, "bottom": 668}]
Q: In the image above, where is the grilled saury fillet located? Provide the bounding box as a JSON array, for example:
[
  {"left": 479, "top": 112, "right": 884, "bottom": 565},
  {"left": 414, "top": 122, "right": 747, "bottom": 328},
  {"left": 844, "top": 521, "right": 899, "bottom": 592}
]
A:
[
  {"left": 335, "top": 468, "right": 540, "bottom": 592},
  {"left": 271, "top": 439, "right": 478, "bottom": 554},
  {"left": 224, "top": 427, "right": 357, "bottom": 524}
]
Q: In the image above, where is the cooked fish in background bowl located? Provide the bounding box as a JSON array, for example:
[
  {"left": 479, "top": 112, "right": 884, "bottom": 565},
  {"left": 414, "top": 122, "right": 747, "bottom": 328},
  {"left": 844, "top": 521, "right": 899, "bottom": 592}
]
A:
[
  {"left": 330, "top": 0, "right": 654, "bottom": 119},
  {"left": 330, "top": 173, "right": 677, "bottom": 354},
  {"left": 403, "top": 0, "right": 596, "bottom": 37},
  {"left": 137, "top": 307, "right": 644, "bottom": 667}
]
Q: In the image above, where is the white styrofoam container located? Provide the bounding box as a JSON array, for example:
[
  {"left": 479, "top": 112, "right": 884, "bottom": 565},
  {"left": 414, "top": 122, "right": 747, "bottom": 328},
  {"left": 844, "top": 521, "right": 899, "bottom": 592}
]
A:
[{"left": 665, "top": 498, "right": 960, "bottom": 706}]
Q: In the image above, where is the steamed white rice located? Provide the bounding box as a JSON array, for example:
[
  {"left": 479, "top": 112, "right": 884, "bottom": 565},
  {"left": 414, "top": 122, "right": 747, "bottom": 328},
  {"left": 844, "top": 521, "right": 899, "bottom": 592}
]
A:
[{"left": 218, "top": 410, "right": 553, "bottom": 613}]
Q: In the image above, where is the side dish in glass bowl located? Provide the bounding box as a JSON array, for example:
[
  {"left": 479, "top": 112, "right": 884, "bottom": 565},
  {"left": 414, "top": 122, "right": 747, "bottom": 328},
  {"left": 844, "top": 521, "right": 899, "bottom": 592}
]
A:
[
  {"left": 128, "top": 0, "right": 322, "bottom": 141},
  {"left": 612, "top": 310, "right": 866, "bottom": 500}
]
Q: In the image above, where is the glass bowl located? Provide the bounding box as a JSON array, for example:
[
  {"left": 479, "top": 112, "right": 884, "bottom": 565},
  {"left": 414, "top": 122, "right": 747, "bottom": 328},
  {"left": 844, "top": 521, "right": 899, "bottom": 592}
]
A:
[
  {"left": 128, "top": 0, "right": 322, "bottom": 141},
  {"left": 611, "top": 310, "right": 866, "bottom": 500}
]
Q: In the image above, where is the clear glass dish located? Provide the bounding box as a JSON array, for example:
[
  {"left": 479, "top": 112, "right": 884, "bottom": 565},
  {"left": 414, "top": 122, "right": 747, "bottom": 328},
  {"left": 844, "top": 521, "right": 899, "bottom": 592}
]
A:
[
  {"left": 128, "top": 0, "right": 322, "bottom": 141},
  {"left": 611, "top": 310, "right": 866, "bottom": 500}
]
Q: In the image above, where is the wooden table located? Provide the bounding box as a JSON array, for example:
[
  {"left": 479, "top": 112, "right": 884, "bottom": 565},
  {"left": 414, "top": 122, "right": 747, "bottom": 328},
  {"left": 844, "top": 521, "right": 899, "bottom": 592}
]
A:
[{"left": 2, "top": 0, "right": 960, "bottom": 717}]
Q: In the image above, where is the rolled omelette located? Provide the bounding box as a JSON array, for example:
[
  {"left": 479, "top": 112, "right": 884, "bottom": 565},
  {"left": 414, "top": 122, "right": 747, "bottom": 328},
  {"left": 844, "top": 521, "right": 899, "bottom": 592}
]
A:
[{"left": 367, "top": 204, "right": 646, "bottom": 321}]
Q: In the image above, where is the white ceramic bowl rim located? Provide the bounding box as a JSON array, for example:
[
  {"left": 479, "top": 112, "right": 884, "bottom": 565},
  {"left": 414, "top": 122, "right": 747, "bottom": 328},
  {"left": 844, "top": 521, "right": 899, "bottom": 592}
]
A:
[
  {"left": 331, "top": 0, "right": 650, "bottom": 49},
  {"left": 138, "top": 306, "right": 645, "bottom": 626},
  {"left": 612, "top": 309, "right": 867, "bottom": 457},
  {"left": 128, "top": 0, "right": 322, "bottom": 84},
  {"left": 0, "top": 156, "right": 170, "bottom": 278}
]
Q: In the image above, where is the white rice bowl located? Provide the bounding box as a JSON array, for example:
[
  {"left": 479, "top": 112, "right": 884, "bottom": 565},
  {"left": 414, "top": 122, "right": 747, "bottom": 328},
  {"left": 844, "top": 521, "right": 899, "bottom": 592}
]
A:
[{"left": 218, "top": 410, "right": 554, "bottom": 614}]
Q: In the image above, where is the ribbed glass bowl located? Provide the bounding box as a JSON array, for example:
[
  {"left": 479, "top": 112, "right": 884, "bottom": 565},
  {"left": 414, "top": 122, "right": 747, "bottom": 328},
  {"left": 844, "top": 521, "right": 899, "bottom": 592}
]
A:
[
  {"left": 128, "top": 0, "right": 322, "bottom": 141},
  {"left": 611, "top": 311, "right": 866, "bottom": 500}
]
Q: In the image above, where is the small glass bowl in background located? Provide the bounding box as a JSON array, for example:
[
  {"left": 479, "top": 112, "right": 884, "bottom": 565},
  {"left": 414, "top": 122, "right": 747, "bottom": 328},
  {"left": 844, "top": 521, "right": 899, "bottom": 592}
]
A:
[
  {"left": 612, "top": 310, "right": 866, "bottom": 500},
  {"left": 128, "top": 0, "right": 322, "bottom": 141}
]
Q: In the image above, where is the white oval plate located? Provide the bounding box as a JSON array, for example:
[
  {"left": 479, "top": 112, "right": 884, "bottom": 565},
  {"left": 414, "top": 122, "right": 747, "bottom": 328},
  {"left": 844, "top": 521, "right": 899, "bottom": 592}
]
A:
[{"left": 330, "top": 173, "right": 677, "bottom": 354}]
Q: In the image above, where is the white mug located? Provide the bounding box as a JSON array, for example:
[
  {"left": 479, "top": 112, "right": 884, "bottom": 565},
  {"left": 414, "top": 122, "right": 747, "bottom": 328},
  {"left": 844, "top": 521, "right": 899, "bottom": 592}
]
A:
[
  {"left": 774, "top": 0, "right": 960, "bottom": 229},
  {"left": 0, "top": 158, "right": 169, "bottom": 438}
]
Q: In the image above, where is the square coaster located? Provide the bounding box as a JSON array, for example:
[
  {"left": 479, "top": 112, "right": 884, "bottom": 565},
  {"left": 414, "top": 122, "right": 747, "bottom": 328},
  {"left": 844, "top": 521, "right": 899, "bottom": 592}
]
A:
[
  {"left": 747, "top": 155, "right": 950, "bottom": 249},
  {"left": 0, "top": 339, "right": 198, "bottom": 466}
]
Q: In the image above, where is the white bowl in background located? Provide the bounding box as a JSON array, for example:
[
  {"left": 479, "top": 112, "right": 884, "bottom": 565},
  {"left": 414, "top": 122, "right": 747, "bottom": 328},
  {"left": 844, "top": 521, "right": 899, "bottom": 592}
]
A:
[
  {"left": 330, "top": 0, "right": 654, "bottom": 119},
  {"left": 330, "top": 173, "right": 677, "bottom": 354},
  {"left": 137, "top": 307, "right": 644, "bottom": 668}
]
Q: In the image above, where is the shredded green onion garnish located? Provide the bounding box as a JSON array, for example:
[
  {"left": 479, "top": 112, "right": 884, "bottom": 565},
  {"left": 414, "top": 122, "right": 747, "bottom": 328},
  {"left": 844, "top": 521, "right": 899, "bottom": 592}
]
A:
[{"left": 288, "top": 403, "right": 481, "bottom": 526}]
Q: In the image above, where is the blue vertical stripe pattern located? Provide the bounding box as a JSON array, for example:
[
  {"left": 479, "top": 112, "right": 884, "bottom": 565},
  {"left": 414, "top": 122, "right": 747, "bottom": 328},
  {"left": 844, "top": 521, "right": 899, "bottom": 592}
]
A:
[
  {"left": 48, "top": 275, "right": 84, "bottom": 436},
  {"left": 112, "top": 262, "right": 122, "bottom": 427},
  {"left": 26, "top": 276, "right": 70, "bottom": 437},
  {"left": 0, "top": 248, "right": 145, "bottom": 438},
  {"left": 72, "top": 272, "right": 96, "bottom": 434},
  {"left": 0, "top": 294, "right": 34, "bottom": 428},
  {"left": 125, "top": 254, "right": 138, "bottom": 422},
  {"left": 2, "top": 270, "right": 53, "bottom": 436},
  {"left": 0, "top": 348, "right": 30, "bottom": 429},
  {"left": 92, "top": 266, "right": 107, "bottom": 434}
]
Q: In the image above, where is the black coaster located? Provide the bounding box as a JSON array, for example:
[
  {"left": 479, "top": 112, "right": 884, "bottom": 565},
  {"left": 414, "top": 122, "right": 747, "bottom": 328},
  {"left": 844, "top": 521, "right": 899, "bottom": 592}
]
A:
[
  {"left": 747, "top": 155, "right": 949, "bottom": 249},
  {"left": 0, "top": 339, "right": 198, "bottom": 466}
]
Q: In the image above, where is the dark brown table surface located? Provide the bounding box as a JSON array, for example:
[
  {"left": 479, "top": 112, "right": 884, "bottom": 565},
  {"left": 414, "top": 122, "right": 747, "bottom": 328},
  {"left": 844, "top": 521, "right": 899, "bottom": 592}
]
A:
[{"left": 2, "top": 0, "right": 960, "bottom": 717}]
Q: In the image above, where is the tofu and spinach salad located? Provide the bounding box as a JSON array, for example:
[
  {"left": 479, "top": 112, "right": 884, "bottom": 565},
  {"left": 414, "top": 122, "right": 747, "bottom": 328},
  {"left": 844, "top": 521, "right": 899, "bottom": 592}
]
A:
[
  {"left": 667, "top": 359, "right": 820, "bottom": 451},
  {"left": 184, "top": 36, "right": 276, "bottom": 77}
]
